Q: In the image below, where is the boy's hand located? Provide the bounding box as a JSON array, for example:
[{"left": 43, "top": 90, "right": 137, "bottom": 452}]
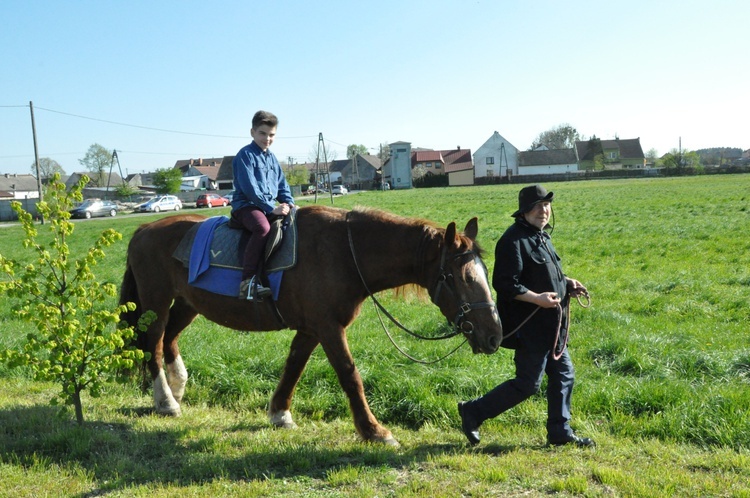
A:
[{"left": 271, "top": 203, "right": 291, "bottom": 216}]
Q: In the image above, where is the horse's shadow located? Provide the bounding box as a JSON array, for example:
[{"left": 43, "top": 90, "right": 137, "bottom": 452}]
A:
[{"left": 0, "top": 403, "right": 524, "bottom": 497}]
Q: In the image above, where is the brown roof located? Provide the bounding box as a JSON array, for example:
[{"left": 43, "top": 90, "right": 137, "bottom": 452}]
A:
[
  {"left": 412, "top": 148, "right": 473, "bottom": 173},
  {"left": 413, "top": 150, "right": 443, "bottom": 164},
  {"left": 194, "top": 165, "right": 221, "bottom": 180}
]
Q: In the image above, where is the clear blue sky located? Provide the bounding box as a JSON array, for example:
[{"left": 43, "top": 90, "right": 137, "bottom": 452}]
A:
[{"left": 2, "top": 0, "right": 747, "bottom": 177}]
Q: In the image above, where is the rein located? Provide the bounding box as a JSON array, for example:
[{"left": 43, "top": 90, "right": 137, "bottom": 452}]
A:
[{"left": 345, "top": 212, "right": 495, "bottom": 364}]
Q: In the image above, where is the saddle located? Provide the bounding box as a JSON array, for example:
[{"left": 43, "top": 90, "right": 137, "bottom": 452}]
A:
[{"left": 172, "top": 207, "right": 298, "bottom": 298}]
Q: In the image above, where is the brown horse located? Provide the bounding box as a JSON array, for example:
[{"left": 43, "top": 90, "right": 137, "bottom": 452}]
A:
[{"left": 119, "top": 204, "right": 502, "bottom": 445}]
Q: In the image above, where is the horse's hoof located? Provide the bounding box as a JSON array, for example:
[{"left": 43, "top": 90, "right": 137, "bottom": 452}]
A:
[
  {"left": 368, "top": 434, "right": 400, "bottom": 447},
  {"left": 276, "top": 421, "right": 298, "bottom": 429},
  {"left": 156, "top": 404, "right": 181, "bottom": 417},
  {"left": 382, "top": 436, "right": 400, "bottom": 447},
  {"left": 269, "top": 409, "right": 296, "bottom": 429}
]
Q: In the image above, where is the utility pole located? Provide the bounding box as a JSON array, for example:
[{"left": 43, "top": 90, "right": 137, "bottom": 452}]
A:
[
  {"left": 353, "top": 154, "right": 359, "bottom": 190},
  {"left": 29, "top": 101, "right": 44, "bottom": 224},
  {"left": 314, "top": 133, "right": 332, "bottom": 203}
]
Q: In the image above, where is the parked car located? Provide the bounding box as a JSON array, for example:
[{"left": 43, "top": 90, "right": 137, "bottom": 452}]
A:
[
  {"left": 196, "top": 193, "right": 229, "bottom": 208},
  {"left": 332, "top": 185, "right": 348, "bottom": 195},
  {"left": 69, "top": 199, "right": 119, "bottom": 219},
  {"left": 135, "top": 195, "right": 182, "bottom": 213}
]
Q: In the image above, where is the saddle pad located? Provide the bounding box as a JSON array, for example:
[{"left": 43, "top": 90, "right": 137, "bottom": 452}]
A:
[{"left": 172, "top": 209, "right": 298, "bottom": 298}]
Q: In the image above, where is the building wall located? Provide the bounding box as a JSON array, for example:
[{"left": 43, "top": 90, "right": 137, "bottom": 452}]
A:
[
  {"left": 389, "top": 142, "right": 413, "bottom": 189},
  {"left": 449, "top": 169, "right": 474, "bottom": 186},
  {"left": 473, "top": 131, "right": 519, "bottom": 179},
  {"left": 517, "top": 163, "right": 578, "bottom": 175}
]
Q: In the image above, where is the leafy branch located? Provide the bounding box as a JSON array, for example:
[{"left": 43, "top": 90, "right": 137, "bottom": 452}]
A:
[{"left": 0, "top": 174, "right": 148, "bottom": 425}]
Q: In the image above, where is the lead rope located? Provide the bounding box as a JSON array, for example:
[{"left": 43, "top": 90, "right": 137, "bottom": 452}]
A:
[{"left": 505, "top": 291, "right": 591, "bottom": 359}]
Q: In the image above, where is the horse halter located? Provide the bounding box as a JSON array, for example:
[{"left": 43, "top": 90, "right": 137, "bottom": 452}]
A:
[{"left": 429, "top": 244, "right": 497, "bottom": 338}]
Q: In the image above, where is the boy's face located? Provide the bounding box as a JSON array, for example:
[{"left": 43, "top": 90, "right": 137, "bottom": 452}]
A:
[{"left": 251, "top": 124, "right": 276, "bottom": 151}]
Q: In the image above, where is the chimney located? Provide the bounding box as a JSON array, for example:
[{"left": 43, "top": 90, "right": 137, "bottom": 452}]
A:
[{"left": 457, "top": 146, "right": 461, "bottom": 150}]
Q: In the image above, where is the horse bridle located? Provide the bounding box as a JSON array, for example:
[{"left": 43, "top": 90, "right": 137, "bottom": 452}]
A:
[
  {"left": 345, "top": 213, "right": 497, "bottom": 360},
  {"left": 429, "top": 245, "right": 497, "bottom": 338}
]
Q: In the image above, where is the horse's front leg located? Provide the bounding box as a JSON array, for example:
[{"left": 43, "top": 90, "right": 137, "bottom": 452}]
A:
[
  {"left": 269, "top": 330, "right": 320, "bottom": 429},
  {"left": 319, "top": 329, "right": 399, "bottom": 446}
]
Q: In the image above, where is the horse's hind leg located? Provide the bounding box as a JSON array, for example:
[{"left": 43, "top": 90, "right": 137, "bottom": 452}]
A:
[
  {"left": 162, "top": 297, "right": 198, "bottom": 404},
  {"left": 269, "top": 330, "right": 320, "bottom": 429}
]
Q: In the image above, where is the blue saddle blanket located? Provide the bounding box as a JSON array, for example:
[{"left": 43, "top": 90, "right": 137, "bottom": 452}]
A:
[{"left": 172, "top": 210, "right": 298, "bottom": 299}]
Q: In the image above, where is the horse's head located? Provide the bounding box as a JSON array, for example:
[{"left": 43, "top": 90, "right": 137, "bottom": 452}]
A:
[{"left": 428, "top": 218, "right": 503, "bottom": 354}]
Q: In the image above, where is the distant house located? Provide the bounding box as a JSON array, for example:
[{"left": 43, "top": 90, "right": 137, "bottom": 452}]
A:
[
  {"left": 473, "top": 131, "right": 520, "bottom": 180},
  {"left": 341, "top": 154, "right": 381, "bottom": 189},
  {"left": 65, "top": 171, "right": 124, "bottom": 192},
  {"left": 575, "top": 138, "right": 645, "bottom": 170},
  {"left": 215, "top": 156, "right": 236, "bottom": 190},
  {"left": 124, "top": 173, "right": 145, "bottom": 188},
  {"left": 412, "top": 149, "right": 445, "bottom": 177},
  {"left": 328, "top": 159, "right": 347, "bottom": 185},
  {"left": 445, "top": 153, "right": 475, "bottom": 186},
  {"left": 174, "top": 157, "right": 223, "bottom": 190},
  {"left": 411, "top": 148, "right": 472, "bottom": 179},
  {"left": 518, "top": 148, "right": 579, "bottom": 175},
  {"left": 0, "top": 173, "right": 40, "bottom": 199}
]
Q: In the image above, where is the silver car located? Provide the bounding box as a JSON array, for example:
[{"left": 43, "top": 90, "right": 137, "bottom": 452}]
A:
[{"left": 136, "top": 195, "right": 183, "bottom": 213}]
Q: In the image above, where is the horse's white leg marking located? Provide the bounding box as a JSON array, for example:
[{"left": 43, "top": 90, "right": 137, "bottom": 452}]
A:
[
  {"left": 154, "top": 369, "right": 181, "bottom": 416},
  {"left": 268, "top": 393, "right": 297, "bottom": 429},
  {"left": 166, "top": 355, "right": 188, "bottom": 404}
]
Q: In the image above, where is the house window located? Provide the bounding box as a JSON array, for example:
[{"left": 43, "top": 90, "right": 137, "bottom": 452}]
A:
[
  {"left": 435, "top": 162, "right": 441, "bottom": 168},
  {"left": 608, "top": 152, "right": 618, "bottom": 160},
  {"left": 486, "top": 157, "right": 495, "bottom": 165}
]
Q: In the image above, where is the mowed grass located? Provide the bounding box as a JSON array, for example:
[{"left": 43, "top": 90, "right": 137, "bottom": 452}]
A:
[{"left": 0, "top": 175, "right": 748, "bottom": 497}]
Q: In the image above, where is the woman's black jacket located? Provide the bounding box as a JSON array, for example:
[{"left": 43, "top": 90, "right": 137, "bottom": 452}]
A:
[{"left": 492, "top": 218, "right": 568, "bottom": 351}]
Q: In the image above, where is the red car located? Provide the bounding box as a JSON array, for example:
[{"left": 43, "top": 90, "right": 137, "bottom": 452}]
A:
[{"left": 196, "top": 194, "right": 229, "bottom": 208}]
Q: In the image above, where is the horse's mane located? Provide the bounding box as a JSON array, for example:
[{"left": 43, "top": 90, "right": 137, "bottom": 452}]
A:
[{"left": 349, "top": 206, "right": 483, "bottom": 298}]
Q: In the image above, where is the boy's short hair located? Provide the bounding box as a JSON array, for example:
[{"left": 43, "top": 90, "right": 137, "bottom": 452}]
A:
[{"left": 252, "top": 110, "right": 278, "bottom": 129}]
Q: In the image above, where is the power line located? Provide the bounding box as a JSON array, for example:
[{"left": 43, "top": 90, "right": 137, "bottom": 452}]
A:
[
  {"left": 33, "top": 106, "right": 322, "bottom": 141},
  {"left": 34, "top": 106, "right": 248, "bottom": 138}
]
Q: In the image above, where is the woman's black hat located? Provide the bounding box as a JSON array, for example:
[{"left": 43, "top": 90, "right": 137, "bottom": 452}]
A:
[{"left": 511, "top": 184, "right": 554, "bottom": 217}]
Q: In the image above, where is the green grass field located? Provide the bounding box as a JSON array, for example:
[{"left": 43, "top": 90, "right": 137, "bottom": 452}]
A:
[{"left": 1, "top": 175, "right": 748, "bottom": 497}]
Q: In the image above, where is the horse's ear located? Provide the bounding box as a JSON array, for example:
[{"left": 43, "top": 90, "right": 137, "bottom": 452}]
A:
[
  {"left": 463, "top": 217, "right": 478, "bottom": 241},
  {"left": 445, "top": 221, "right": 459, "bottom": 249}
]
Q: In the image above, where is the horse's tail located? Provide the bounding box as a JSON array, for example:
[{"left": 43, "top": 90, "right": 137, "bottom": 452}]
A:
[
  {"left": 119, "top": 262, "right": 142, "bottom": 333},
  {"left": 120, "top": 258, "right": 150, "bottom": 389}
]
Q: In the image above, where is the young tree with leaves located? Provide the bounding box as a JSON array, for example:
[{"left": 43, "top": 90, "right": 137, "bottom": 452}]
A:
[
  {"left": 152, "top": 167, "right": 184, "bottom": 194},
  {"left": 0, "top": 174, "right": 149, "bottom": 425},
  {"left": 79, "top": 144, "right": 112, "bottom": 187}
]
